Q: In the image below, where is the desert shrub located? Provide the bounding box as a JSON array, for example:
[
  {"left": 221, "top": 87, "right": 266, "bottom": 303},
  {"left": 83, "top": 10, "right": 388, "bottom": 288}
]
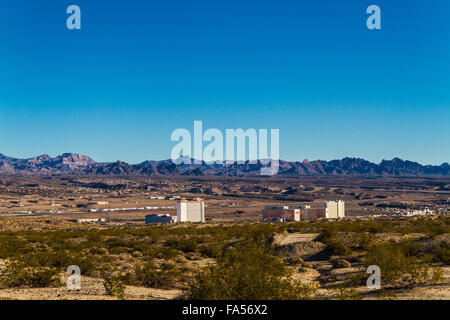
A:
[
  {"left": 376, "top": 289, "right": 397, "bottom": 299},
  {"left": 364, "top": 241, "right": 432, "bottom": 289},
  {"left": 103, "top": 238, "right": 156, "bottom": 256},
  {"left": 117, "top": 272, "right": 135, "bottom": 285},
  {"left": 312, "top": 216, "right": 450, "bottom": 236},
  {"left": 0, "top": 236, "right": 33, "bottom": 258},
  {"left": 430, "top": 241, "right": 450, "bottom": 264},
  {"left": 103, "top": 275, "right": 125, "bottom": 299},
  {"left": 331, "top": 259, "right": 351, "bottom": 269},
  {"left": 165, "top": 237, "right": 201, "bottom": 253},
  {"left": 246, "top": 224, "right": 278, "bottom": 242},
  {"left": 86, "top": 233, "right": 103, "bottom": 243},
  {"left": 50, "top": 239, "right": 81, "bottom": 251},
  {"left": 344, "top": 272, "right": 366, "bottom": 287},
  {"left": 1, "top": 261, "right": 60, "bottom": 288},
  {"left": 334, "top": 286, "right": 363, "bottom": 300},
  {"left": 353, "top": 233, "right": 374, "bottom": 251},
  {"left": 0, "top": 217, "right": 447, "bottom": 294},
  {"left": 409, "top": 218, "right": 449, "bottom": 235},
  {"left": 322, "top": 234, "right": 352, "bottom": 256},
  {"left": 89, "top": 247, "right": 108, "bottom": 255},
  {"left": 152, "top": 246, "right": 180, "bottom": 260},
  {"left": 397, "top": 239, "right": 424, "bottom": 257},
  {"left": 430, "top": 267, "right": 444, "bottom": 284},
  {"left": 105, "top": 238, "right": 132, "bottom": 254},
  {"left": 187, "top": 242, "right": 318, "bottom": 300},
  {"left": 17, "top": 251, "right": 96, "bottom": 276},
  {"left": 133, "top": 261, "right": 178, "bottom": 289},
  {"left": 285, "top": 257, "right": 304, "bottom": 266},
  {"left": 298, "top": 266, "right": 309, "bottom": 273},
  {"left": 198, "top": 243, "right": 223, "bottom": 258}
]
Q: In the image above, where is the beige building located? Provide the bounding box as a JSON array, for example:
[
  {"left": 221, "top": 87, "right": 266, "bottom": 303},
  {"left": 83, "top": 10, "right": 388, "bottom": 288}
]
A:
[
  {"left": 262, "top": 201, "right": 345, "bottom": 222},
  {"left": 177, "top": 200, "right": 205, "bottom": 222},
  {"left": 294, "top": 202, "right": 345, "bottom": 220},
  {"left": 324, "top": 200, "right": 345, "bottom": 219},
  {"left": 293, "top": 205, "right": 313, "bottom": 220},
  {"left": 261, "top": 206, "right": 301, "bottom": 222}
]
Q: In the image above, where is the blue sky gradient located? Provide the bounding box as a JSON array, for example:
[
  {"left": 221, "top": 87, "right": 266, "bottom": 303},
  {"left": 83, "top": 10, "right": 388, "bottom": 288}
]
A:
[{"left": 0, "top": 0, "right": 449, "bottom": 164}]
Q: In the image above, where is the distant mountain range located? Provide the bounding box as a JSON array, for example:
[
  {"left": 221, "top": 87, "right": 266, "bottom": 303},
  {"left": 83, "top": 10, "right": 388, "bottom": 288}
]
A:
[{"left": 0, "top": 153, "right": 449, "bottom": 177}]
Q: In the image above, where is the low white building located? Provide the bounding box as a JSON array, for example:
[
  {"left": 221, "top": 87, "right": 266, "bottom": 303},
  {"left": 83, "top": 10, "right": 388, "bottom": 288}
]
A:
[
  {"left": 177, "top": 200, "right": 205, "bottom": 222},
  {"left": 75, "top": 218, "right": 106, "bottom": 224},
  {"left": 145, "top": 214, "right": 177, "bottom": 224}
]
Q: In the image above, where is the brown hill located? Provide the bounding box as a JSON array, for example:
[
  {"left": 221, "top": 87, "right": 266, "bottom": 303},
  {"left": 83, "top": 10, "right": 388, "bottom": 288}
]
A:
[{"left": 0, "top": 153, "right": 448, "bottom": 177}]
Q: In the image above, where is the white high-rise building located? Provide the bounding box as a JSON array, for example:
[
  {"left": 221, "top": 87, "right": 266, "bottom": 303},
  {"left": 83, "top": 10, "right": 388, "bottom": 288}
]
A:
[
  {"left": 324, "top": 200, "right": 345, "bottom": 219},
  {"left": 177, "top": 200, "right": 205, "bottom": 222},
  {"left": 337, "top": 200, "right": 345, "bottom": 218}
]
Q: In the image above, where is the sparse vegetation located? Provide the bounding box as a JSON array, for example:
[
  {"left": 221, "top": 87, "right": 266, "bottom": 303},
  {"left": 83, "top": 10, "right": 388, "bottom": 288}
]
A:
[
  {"left": 334, "top": 286, "right": 363, "bottom": 300},
  {"left": 331, "top": 259, "right": 351, "bottom": 269},
  {"left": 103, "top": 275, "right": 126, "bottom": 300},
  {"left": 1, "top": 261, "right": 60, "bottom": 288},
  {"left": 0, "top": 214, "right": 447, "bottom": 299},
  {"left": 430, "top": 241, "right": 450, "bottom": 264},
  {"left": 187, "top": 241, "right": 319, "bottom": 300},
  {"left": 133, "top": 261, "right": 179, "bottom": 289},
  {"left": 364, "top": 241, "right": 434, "bottom": 289}
]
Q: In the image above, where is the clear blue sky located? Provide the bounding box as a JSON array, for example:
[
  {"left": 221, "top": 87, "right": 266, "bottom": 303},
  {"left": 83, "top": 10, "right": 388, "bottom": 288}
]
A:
[{"left": 0, "top": 0, "right": 449, "bottom": 164}]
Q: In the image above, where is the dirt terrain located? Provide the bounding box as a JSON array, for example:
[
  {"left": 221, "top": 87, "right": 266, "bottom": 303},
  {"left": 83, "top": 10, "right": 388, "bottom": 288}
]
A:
[
  {"left": 0, "top": 175, "right": 448, "bottom": 300},
  {"left": 0, "top": 175, "right": 448, "bottom": 224},
  {"left": 272, "top": 232, "right": 450, "bottom": 300},
  {"left": 0, "top": 225, "right": 448, "bottom": 300},
  {"left": 0, "top": 274, "right": 182, "bottom": 300}
]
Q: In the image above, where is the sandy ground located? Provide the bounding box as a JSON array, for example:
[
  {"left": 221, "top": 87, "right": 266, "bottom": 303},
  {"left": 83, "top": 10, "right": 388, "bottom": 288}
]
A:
[
  {"left": 0, "top": 274, "right": 182, "bottom": 300},
  {"left": 274, "top": 233, "right": 321, "bottom": 246},
  {"left": 0, "top": 230, "right": 447, "bottom": 300},
  {"left": 274, "top": 232, "right": 450, "bottom": 300}
]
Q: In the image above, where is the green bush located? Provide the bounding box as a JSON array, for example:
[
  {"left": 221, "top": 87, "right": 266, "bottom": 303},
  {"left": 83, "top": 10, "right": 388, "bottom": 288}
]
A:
[
  {"left": 103, "top": 275, "right": 126, "bottom": 299},
  {"left": 322, "top": 235, "right": 352, "bottom": 256},
  {"left": 17, "top": 251, "right": 96, "bottom": 276},
  {"left": 364, "top": 241, "right": 431, "bottom": 289},
  {"left": 353, "top": 233, "right": 374, "bottom": 251},
  {"left": 331, "top": 259, "right": 351, "bottom": 268},
  {"left": 298, "top": 266, "right": 309, "bottom": 273},
  {"left": 0, "top": 215, "right": 447, "bottom": 296},
  {"left": 397, "top": 239, "right": 424, "bottom": 257},
  {"left": 165, "top": 237, "right": 198, "bottom": 253},
  {"left": 133, "top": 261, "right": 178, "bottom": 289},
  {"left": 430, "top": 267, "right": 444, "bottom": 284},
  {"left": 0, "top": 236, "right": 33, "bottom": 258},
  {"left": 187, "top": 242, "right": 318, "bottom": 300},
  {"left": 285, "top": 257, "right": 304, "bottom": 266},
  {"left": 199, "top": 243, "right": 223, "bottom": 258},
  {"left": 334, "top": 286, "right": 363, "bottom": 300},
  {"left": 430, "top": 241, "right": 450, "bottom": 264},
  {"left": 1, "top": 261, "right": 61, "bottom": 288}
]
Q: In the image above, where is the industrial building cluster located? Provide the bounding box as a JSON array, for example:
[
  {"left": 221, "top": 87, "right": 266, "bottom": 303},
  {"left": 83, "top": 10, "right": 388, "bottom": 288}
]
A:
[
  {"left": 145, "top": 199, "right": 345, "bottom": 224},
  {"left": 261, "top": 200, "right": 345, "bottom": 222}
]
